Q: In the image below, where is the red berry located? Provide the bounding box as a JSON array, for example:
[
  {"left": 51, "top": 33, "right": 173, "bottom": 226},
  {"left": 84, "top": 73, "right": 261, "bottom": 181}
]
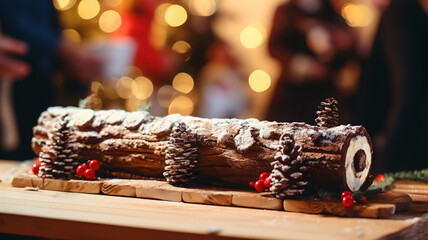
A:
[
  {"left": 326, "top": 196, "right": 331, "bottom": 201},
  {"left": 361, "top": 197, "right": 368, "bottom": 204},
  {"left": 259, "top": 172, "right": 269, "bottom": 180},
  {"left": 89, "top": 160, "right": 100, "bottom": 171},
  {"left": 249, "top": 181, "right": 255, "bottom": 187},
  {"left": 84, "top": 168, "right": 96, "bottom": 180},
  {"left": 32, "top": 163, "right": 40, "bottom": 176},
  {"left": 76, "top": 164, "right": 88, "bottom": 177},
  {"left": 264, "top": 178, "right": 272, "bottom": 188},
  {"left": 35, "top": 157, "right": 41, "bottom": 166},
  {"left": 375, "top": 174, "right": 385, "bottom": 182},
  {"left": 255, "top": 180, "right": 266, "bottom": 192},
  {"left": 341, "top": 191, "right": 352, "bottom": 198},
  {"left": 342, "top": 195, "right": 354, "bottom": 207}
]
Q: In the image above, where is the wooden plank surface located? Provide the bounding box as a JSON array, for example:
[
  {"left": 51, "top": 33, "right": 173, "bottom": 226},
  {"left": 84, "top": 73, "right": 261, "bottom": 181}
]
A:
[
  {"left": 0, "top": 182, "right": 425, "bottom": 240},
  {"left": 12, "top": 170, "right": 414, "bottom": 218},
  {"left": 1, "top": 160, "right": 427, "bottom": 239}
]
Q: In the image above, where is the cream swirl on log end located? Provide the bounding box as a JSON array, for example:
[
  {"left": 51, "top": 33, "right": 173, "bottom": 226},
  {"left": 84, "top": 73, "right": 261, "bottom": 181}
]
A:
[{"left": 344, "top": 134, "right": 372, "bottom": 192}]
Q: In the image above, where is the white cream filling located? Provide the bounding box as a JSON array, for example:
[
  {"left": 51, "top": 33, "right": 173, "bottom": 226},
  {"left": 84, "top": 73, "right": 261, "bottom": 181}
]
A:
[{"left": 345, "top": 135, "right": 371, "bottom": 192}]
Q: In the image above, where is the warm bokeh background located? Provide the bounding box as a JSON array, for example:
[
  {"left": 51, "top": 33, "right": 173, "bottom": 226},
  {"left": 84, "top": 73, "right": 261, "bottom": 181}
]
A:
[{"left": 53, "top": 0, "right": 382, "bottom": 119}]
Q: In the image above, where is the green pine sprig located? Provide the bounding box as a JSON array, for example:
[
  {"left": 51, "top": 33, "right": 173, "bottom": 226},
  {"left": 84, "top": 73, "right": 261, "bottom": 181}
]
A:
[{"left": 385, "top": 168, "right": 428, "bottom": 183}]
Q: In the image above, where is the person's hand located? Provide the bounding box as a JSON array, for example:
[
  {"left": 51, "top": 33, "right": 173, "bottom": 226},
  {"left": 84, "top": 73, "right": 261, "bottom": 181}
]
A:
[
  {"left": 0, "top": 35, "right": 30, "bottom": 80},
  {"left": 58, "top": 41, "right": 103, "bottom": 82}
]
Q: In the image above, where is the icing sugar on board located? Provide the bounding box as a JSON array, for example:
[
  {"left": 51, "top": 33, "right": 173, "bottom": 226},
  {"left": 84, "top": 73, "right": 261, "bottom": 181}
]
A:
[{"left": 11, "top": 169, "right": 414, "bottom": 219}]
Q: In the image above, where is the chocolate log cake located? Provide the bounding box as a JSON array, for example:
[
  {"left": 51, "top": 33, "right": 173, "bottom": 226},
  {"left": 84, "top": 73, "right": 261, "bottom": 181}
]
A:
[{"left": 32, "top": 98, "right": 373, "bottom": 197}]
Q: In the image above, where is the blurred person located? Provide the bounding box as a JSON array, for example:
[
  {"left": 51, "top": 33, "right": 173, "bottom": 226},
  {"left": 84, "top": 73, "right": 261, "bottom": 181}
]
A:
[
  {"left": 354, "top": 0, "right": 428, "bottom": 172},
  {"left": 0, "top": 0, "right": 102, "bottom": 160},
  {"left": 198, "top": 41, "right": 248, "bottom": 118},
  {"left": 266, "top": 0, "right": 359, "bottom": 123}
]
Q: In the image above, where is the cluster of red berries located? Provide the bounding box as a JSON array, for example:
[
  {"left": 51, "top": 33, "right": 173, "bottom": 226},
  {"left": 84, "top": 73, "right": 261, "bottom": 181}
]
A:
[
  {"left": 76, "top": 160, "right": 100, "bottom": 180},
  {"left": 32, "top": 158, "right": 42, "bottom": 176},
  {"left": 341, "top": 191, "right": 354, "bottom": 207},
  {"left": 249, "top": 172, "right": 271, "bottom": 192}
]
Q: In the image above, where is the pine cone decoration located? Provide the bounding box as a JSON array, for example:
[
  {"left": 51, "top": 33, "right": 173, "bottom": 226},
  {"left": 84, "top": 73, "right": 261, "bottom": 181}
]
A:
[
  {"left": 39, "top": 114, "right": 79, "bottom": 179},
  {"left": 315, "top": 97, "right": 339, "bottom": 128},
  {"left": 269, "top": 133, "right": 308, "bottom": 198},
  {"left": 163, "top": 122, "right": 198, "bottom": 186}
]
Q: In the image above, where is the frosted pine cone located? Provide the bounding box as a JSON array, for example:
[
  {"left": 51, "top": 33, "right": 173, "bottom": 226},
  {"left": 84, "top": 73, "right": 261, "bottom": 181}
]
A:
[
  {"left": 163, "top": 122, "right": 198, "bottom": 186},
  {"left": 315, "top": 97, "right": 339, "bottom": 128},
  {"left": 39, "top": 114, "right": 79, "bottom": 179},
  {"left": 269, "top": 133, "right": 308, "bottom": 198}
]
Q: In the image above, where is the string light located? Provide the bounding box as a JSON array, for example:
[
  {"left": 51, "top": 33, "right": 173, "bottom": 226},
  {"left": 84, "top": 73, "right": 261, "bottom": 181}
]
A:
[
  {"left": 172, "top": 72, "right": 194, "bottom": 94},
  {"left": 99, "top": 10, "right": 122, "bottom": 33},
  {"left": 132, "top": 76, "right": 154, "bottom": 100},
  {"left": 78, "top": 0, "right": 100, "bottom": 20},
  {"left": 168, "top": 95, "right": 194, "bottom": 115},
  {"left": 341, "top": 4, "right": 373, "bottom": 27},
  {"left": 240, "top": 25, "right": 263, "bottom": 49},
  {"left": 248, "top": 70, "right": 271, "bottom": 92},
  {"left": 165, "top": 5, "right": 187, "bottom": 27}
]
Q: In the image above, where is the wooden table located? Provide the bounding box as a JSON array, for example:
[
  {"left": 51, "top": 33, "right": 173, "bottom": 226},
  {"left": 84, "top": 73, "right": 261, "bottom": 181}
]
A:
[{"left": 0, "top": 160, "right": 426, "bottom": 240}]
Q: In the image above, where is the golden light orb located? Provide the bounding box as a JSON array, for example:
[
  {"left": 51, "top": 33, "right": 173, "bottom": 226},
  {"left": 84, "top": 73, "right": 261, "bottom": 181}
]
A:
[
  {"left": 341, "top": 4, "right": 373, "bottom": 27},
  {"left": 165, "top": 5, "right": 187, "bottom": 27},
  {"left": 90, "top": 81, "right": 104, "bottom": 94},
  {"left": 248, "top": 70, "right": 271, "bottom": 93},
  {"left": 122, "top": 66, "right": 143, "bottom": 78},
  {"left": 132, "top": 76, "right": 154, "bottom": 100},
  {"left": 172, "top": 72, "right": 194, "bottom": 94},
  {"left": 53, "top": 0, "right": 76, "bottom": 11},
  {"left": 240, "top": 26, "right": 263, "bottom": 49},
  {"left": 189, "top": 0, "right": 217, "bottom": 17},
  {"left": 77, "top": 0, "right": 100, "bottom": 20},
  {"left": 168, "top": 95, "right": 194, "bottom": 115},
  {"left": 172, "top": 41, "right": 191, "bottom": 54},
  {"left": 62, "top": 29, "right": 81, "bottom": 44},
  {"left": 157, "top": 85, "right": 176, "bottom": 108},
  {"left": 99, "top": 10, "right": 122, "bottom": 33},
  {"left": 116, "top": 76, "right": 134, "bottom": 99}
]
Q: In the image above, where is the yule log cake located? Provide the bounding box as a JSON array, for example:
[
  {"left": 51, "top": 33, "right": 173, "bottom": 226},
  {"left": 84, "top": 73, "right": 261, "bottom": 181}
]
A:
[{"left": 31, "top": 98, "right": 373, "bottom": 197}]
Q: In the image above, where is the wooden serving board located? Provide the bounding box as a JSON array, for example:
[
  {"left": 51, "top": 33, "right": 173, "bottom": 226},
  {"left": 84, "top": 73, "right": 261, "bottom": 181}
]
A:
[{"left": 11, "top": 170, "right": 415, "bottom": 219}]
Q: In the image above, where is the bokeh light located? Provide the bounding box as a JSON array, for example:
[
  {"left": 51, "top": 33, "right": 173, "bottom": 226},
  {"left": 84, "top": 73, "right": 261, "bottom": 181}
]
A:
[
  {"left": 189, "top": 0, "right": 217, "bottom": 17},
  {"left": 90, "top": 81, "right": 104, "bottom": 94},
  {"left": 172, "top": 72, "right": 194, "bottom": 94},
  {"left": 240, "top": 26, "right": 263, "bottom": 49},
  {"left": 168, "top": 95, "right": 194, "bottom": 115},
  {"left": 132, "top": 76, "right": 154, "bottom": 100},
  {"left": 116, "top": 76, "right": 133, "bottom": 99},
  {"left": 53, "top": 0, "right": 76, "bottom": 11},
  {"left": 341, "top": 4, "right": 373, "bottom": 27},
  {"left": 172, "top": 41, "right": 191, "bottom": 54},
  {"left": 248, "top": 70, "right": 271, "bottom": 92},
  {"left": 157, "top": 85, "right": 176, "bottom": 108},
  {"left": 62, "top": 29, "right": 81, "bottom": 44},
  {"left": 78, "top": 0, "right": 100, "bottom": 20},
  {"left": 99, "top": 10, "right": 122, "bottom": 33},
  {"left": 149, "top": 24, "right": 167, "bottom": 49},
  {"left": 122, "top": 66, "right": 143, "bottom": 78},
  {"left": 165, "top": 5, "right": 187, "bottom": 27},
  {"left": 104, "top": 0, "right": 122, "bottom": 8}
]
